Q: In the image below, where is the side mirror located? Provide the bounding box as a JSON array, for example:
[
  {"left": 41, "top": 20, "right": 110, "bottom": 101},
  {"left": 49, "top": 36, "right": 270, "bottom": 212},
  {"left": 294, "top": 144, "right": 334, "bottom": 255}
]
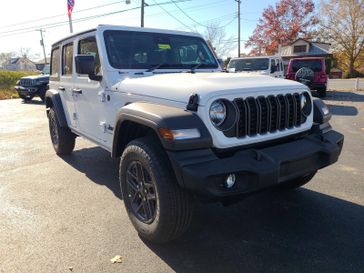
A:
[
  {"left": 75, "top": 55, "right": 102, "bottom": 81},
  {"left": 271, "top": 65, "right": 277, "bottom": 73}
]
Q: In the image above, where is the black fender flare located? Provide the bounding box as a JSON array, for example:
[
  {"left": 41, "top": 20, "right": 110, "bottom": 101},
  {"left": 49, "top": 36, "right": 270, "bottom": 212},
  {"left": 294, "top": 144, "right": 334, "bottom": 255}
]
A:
[
  {"left": 45, "top": 89, "right": 68, "bottom": 127},
  {"left": 111, "top": 102, "right": 212, "bottom": 157}
]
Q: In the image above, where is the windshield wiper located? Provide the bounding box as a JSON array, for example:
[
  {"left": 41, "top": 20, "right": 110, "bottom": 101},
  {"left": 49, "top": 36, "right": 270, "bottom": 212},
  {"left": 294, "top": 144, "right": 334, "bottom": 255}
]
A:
[
  {"left": 145, "top": 63, "right": 167, "bottom": 72},
  {"left": 188, "top": 63, "right": 204, "bottom": 74}
]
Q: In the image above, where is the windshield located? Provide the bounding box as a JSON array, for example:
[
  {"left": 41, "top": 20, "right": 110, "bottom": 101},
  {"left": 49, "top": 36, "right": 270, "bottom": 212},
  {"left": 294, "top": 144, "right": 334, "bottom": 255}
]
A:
[
  {"left": 103, "top": 30, "right": 218, "bottom": 70},
  {"left": 42, "top": 65, "right": 50, "bottom": 75},
  {"left": 227, "top": 58, "right": 269, "bottom": 71},
  {"left": 291, "top": 60, "right": 323, "bottom": 72}
]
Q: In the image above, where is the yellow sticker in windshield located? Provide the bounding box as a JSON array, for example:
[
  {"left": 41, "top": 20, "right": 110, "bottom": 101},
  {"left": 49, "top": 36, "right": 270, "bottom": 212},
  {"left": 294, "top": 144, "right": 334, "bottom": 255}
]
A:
[{"left": 158, "top": 44, "right": 171, "bottom": 49}]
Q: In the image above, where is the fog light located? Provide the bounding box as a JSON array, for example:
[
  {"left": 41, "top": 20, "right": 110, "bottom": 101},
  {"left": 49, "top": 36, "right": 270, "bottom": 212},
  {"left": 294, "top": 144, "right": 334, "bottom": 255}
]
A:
[{"left": 225, "top": 174, "right": 236, "bottom": 189}]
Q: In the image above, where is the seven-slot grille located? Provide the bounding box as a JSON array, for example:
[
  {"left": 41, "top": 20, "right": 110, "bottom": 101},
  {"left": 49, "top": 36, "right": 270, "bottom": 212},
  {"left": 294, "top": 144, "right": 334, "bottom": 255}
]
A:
[
  {"left": 233, "top": 93, "right": 304, "bottom": 138},
  {"left": 20, "top": 79, "right": 36, "bottom": 86}
]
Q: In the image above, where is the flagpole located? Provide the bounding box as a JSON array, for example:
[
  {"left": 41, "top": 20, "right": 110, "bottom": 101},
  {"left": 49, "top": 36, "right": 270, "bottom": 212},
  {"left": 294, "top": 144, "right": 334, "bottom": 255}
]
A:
[{"left": 68, "top": 14, "right": 73, "bottom": 33}]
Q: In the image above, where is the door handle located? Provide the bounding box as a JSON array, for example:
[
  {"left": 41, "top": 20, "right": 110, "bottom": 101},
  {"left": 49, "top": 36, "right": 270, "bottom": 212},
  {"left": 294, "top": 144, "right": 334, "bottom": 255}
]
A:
[
  {"left": 58, "top": 86, "right": 65, "bottom": 91},
  {"left": 72, "top": 88, "right": 82, "bottom": 94}
]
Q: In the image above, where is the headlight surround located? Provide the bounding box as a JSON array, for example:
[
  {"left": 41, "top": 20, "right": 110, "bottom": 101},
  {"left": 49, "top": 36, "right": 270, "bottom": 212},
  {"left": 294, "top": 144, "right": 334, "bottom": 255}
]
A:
[
  {"left": 209, "top": 99, "right": 238, "bottom": 131},
  {"left": 300, "top": 91, "right": 312, "bottom": 117},
  {"left": 209, "top": 100, "right": 227, "bottom": 127}
]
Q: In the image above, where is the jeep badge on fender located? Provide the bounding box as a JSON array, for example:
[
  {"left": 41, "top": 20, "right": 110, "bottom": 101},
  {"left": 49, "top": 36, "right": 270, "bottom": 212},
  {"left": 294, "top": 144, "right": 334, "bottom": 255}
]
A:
[{"left": 45, "top": 25, "right": 344, "bottom": 243}]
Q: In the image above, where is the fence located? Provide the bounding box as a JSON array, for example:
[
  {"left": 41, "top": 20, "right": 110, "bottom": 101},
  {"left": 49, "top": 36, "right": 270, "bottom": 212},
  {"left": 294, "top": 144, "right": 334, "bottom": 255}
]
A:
[{"left": 328, "top": 78, "right": 364, "bottom": 91}]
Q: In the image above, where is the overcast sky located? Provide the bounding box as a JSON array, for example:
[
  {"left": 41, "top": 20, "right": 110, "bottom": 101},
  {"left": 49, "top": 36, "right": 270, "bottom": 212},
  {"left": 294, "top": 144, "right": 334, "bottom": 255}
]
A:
[{"left": 0, "top": 0, "right": 319, "bottom": 60}]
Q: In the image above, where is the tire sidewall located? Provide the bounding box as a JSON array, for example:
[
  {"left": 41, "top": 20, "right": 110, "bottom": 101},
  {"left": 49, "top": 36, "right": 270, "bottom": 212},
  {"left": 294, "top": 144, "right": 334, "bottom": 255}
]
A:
[
  {"left": 120, "top": 144, "right": 162, "bottom": 238},
  {"left": 48, "top": 109, "right": 60, "bottom": 152}
]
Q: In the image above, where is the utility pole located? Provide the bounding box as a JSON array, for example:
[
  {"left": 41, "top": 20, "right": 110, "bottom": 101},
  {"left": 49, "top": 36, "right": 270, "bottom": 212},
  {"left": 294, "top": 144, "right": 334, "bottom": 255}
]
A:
[
  {"left": 126, "top": 0, "right": 147, "bottom": 27},
  {"left": 235, "top": 0, "right": 241, "bottom": 57},
  {"left": 36, "top": 29, "right": 48, "bottom": 64},
  {"left": 141, "top": 0, "right": 145, "bottom": 27}
]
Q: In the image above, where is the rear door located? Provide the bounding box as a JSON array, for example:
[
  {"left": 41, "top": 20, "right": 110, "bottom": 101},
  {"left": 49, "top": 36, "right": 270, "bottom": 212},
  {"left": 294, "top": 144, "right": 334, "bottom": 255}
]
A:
[{"left": 58, "top": 42, "right": 78, "bottom": 128}]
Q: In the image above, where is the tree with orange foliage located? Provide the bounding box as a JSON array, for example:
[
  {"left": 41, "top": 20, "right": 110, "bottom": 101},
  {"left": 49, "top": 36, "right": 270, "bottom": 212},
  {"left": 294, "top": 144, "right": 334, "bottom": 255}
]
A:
[{"left": 245, "top": 0, "right": 318, "bottom": 55}]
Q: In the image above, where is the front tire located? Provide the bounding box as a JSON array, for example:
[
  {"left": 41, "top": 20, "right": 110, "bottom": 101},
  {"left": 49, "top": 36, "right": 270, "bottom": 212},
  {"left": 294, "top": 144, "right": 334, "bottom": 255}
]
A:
[
  {"left": 48, "top": 108, "right": 75, "bottom": 155},
  {"left": 38, "top": 87, "right": 47, "bottom": 102},
  {"left": 278, "top": 172, "right": 316, "bottom": 190},
  {"left": 120, "top": 137, "right": 193, "bottom": 243}
]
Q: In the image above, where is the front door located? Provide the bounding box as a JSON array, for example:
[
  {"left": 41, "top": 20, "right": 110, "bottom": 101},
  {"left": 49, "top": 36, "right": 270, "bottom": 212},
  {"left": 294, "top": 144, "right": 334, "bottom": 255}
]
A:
[{"left": 72, "top": 34, "right": 112, "bottom": 147}]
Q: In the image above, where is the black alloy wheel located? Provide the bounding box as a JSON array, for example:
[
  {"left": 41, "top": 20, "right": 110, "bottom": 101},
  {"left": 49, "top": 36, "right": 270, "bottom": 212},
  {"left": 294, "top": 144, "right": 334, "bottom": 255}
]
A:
[{"left": 125, "top": 161, "right": 157, "bottom": 224}]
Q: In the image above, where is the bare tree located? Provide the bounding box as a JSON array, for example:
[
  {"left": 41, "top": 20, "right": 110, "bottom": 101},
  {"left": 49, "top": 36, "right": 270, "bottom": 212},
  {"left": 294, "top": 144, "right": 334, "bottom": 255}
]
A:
[
  {"left": 320, "top": 0, "right": 364, "bottom": 77},
  {"left": 0, "top": 52, "right": 15, "bottom": 67},
  {"left": 19, "top": 48, "right": 31, "bottom": 58},
  {"left": 202, "top": 23, "right": 235, "bottom": 58}
]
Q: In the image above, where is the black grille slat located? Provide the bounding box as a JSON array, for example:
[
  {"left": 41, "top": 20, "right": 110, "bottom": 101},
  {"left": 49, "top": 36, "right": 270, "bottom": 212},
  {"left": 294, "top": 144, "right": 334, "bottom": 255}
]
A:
[
  {"left": 234, "top": 98, "right": 247, "bottom": 137},
  {"left": 258, "top": 96, "right": 269, "bottom": 134},
  {"left": 246, "top": 97, "right": 259, "bottom": 136},
  {"left": 277, "top": 95, "right": 286, "bottom": 130},
  {"left": 294, "top": 93, "right": 302, "bottom": 125},
  {"left": 233, "top": 93, "right": 304, "bottom": 138},
  {"left": 286, "top": 93, "right": 294, "bottom": 128}
]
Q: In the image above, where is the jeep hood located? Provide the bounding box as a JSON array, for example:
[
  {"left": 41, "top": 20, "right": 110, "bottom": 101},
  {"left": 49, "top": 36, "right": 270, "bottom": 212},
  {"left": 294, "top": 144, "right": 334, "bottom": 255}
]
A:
[
  {"left": 21, "top": 75, "right": 49, "bottom": 80},
  {"left": 116, "top": 72, "right": 306, "bottom": 106}
]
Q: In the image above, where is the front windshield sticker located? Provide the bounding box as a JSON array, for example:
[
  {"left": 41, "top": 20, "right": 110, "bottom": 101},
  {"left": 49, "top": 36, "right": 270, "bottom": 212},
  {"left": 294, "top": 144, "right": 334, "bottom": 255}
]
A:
[{"left": 158, "top": 44, "right": 171, "bottom": 50}]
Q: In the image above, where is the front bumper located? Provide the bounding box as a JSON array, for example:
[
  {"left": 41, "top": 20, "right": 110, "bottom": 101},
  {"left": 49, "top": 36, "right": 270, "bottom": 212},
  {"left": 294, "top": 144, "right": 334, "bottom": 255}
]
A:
[
  {"left": 167, "top": 128, "right": 343, "bottom": 201},
  {"left": 15, "top": 85, "right": 40, "bottom": 96}
]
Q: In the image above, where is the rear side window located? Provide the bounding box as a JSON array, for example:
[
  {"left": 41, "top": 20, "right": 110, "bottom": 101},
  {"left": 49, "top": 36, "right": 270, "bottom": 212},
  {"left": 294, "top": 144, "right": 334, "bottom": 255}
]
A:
[
  {"left": 78, "top": 36, "right": 101, "bottom": 75},
  {"left": 62, "top": 42, "right": 74, "bottom": 75},
  {"left": 291, "top": 60, "right": 323, "bottom": 72},
  {"left": 50, "top": 47, "right": 60, "bottom": 80}
]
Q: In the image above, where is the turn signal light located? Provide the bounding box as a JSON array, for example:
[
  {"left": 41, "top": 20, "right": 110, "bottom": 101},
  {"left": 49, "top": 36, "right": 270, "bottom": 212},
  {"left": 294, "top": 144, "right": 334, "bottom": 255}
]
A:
[{"left": 158, "top": 128, "right": 201, "bottom": 141}]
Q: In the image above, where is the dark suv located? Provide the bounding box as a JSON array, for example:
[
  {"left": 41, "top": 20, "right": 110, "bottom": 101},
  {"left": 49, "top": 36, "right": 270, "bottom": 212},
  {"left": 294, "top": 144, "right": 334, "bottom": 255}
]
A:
[
  {"left": 15, "top": 65, "right": 50, "bottom": 102},
  {"left": 286, "top": 57, "right": 327, "bottom": 98}
]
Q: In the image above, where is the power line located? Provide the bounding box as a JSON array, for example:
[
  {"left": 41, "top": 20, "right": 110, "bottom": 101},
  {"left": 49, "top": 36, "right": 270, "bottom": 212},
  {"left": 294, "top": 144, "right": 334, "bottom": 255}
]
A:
[
  {"left": 0, "top": 0, "right": 237, "bottom": 40},
  {"left": 0, "top": 0, "right": 126, "bottom": 30},
  {"left": 151, "top": 0, "right": 193, "bottom": 30},
  {"left": 0, "top": 0, "right": 191, "bottom": 38},
  {"left": 170, "top": 0, "right": 216, "bottom": 28}
]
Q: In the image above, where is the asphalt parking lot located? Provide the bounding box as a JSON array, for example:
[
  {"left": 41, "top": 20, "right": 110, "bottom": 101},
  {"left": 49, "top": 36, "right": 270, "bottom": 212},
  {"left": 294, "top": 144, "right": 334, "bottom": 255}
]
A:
[{"left": 1, "top": 90, "right": 364, "bottom": 273}]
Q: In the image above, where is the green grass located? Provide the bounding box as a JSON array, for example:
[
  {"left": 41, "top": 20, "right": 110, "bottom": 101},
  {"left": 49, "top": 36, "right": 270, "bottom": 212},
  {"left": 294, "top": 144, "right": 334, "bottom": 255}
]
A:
[{"left": 0, "top": 70, "right": 39, "bottom": 100}]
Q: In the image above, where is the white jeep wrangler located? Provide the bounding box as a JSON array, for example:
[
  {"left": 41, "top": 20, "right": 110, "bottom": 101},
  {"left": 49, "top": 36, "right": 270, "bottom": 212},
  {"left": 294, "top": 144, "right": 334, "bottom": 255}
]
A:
[{"left": 46, "top": 25, "right": 343, "bottom": 243}]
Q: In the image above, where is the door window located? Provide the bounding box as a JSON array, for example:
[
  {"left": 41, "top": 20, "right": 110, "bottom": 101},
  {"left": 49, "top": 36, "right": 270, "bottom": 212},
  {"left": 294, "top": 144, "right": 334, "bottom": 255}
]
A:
[
  {"left": 275, "top": 59, "right": 281, "bottom": 71},
  {"left": 50, "top": 47, "right": 60, "bottom": 80},
  {"left": 78, "top": 36, "right": 101, "bottom": 75},
  {"left": 62, "top": 42, "right": 74, "bottom": 75}
]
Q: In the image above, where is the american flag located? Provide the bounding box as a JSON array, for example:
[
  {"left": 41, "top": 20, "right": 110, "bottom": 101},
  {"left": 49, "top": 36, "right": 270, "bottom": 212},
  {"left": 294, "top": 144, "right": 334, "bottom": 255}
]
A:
[{"left": 67, "top": 0, "right": 75, "bottom": 17}]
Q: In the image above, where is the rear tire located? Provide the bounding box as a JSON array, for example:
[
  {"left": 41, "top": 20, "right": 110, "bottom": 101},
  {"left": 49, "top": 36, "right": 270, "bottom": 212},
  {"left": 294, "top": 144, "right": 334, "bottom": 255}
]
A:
[
  {"left": 120, "top": 137, "right": 193, "bottom": 243},
  {"left": 48, "top": 108, "right": 75, "bottom": 155},
  {"left": 317, "top": 87, "right": 327, "bottom": 98},
  {"left": 278, "top": 172, "right": 316, "bottom": 190}
]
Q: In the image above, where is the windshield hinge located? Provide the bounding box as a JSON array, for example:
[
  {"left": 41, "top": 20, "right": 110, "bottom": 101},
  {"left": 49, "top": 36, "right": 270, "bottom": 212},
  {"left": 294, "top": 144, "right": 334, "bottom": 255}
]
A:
[{"left": 186, "top": 93, "right": 199, "bottom": 112}]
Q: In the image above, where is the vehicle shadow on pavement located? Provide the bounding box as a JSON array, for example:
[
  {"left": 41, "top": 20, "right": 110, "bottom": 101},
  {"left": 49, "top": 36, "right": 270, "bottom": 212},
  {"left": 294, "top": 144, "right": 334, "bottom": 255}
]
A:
[
  {"left": 144, "top": 189, "right": 364, "bottom": 273},
  {"left": 21, "top": 99, "right": 44, "bottom": 105},
  {"left": 62, "top": 147, "right": 122, "bottom": 199},
  {"left": 327, "top": 104, "right": 358, "bottom": 116},
  {"left": 324, "top": 91, "right": 364, "bottom": 102}
]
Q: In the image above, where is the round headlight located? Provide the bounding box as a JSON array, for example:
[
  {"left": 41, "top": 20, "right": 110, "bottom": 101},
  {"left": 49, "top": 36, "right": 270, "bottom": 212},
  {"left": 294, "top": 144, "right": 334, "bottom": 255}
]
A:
[
  {"left": 300, "top": 92, "right": 312, "bottom": 117},
  {"left": 209, "top": 100, "right": 226, "bottom": 127}
]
